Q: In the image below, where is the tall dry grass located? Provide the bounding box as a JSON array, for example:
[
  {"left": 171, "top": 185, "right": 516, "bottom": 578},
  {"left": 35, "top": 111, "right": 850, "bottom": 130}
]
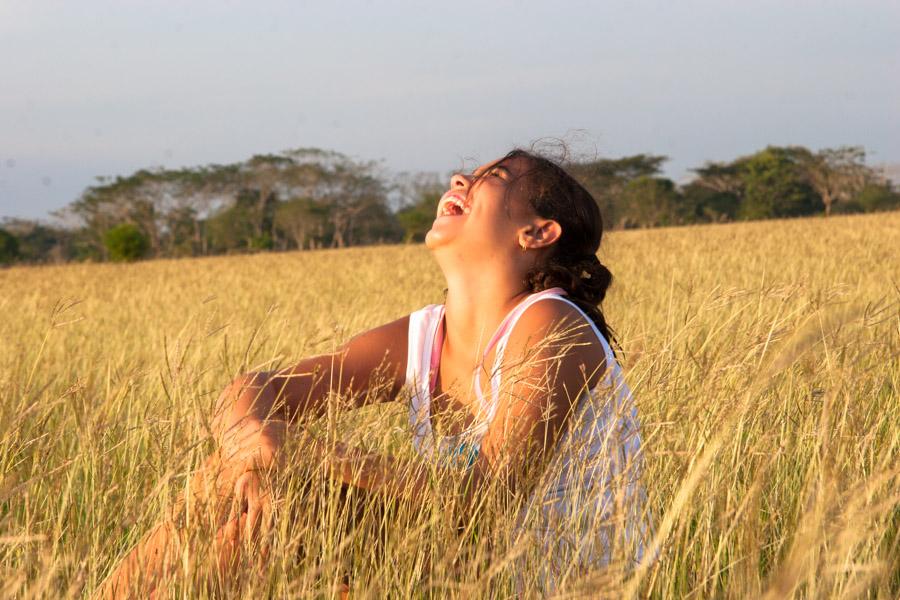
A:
[{"left": 0, "top": 212, "right": 898, "bottom": 598}]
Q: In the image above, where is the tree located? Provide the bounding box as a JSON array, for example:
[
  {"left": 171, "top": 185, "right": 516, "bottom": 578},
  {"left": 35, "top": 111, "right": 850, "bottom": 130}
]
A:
[
  {"left": 0, "top": 228, "right": 19, "bottom": 264},
  {"left": 618, "top": 176, "right": 683, "bottom": 228},
  {"left": 691, "top": 147, "right": 819, "bottom": 221},
  {"left": 800, "top": 146, "right": 869, "bottom": 216},
  {"left": 163, "top": 204, "right": 201, "bottom": 257},
  {"left": 396, "top": 196, "right": 439, "bottom": 242},
  {"left": 66, "top": 168, "right": 194, "bottom": 258},
  {"left": 739, "top": 147, "right": 818, "bottom": 219},
  {"left": 691, "top": 161, "right": 746, "bottom": 197},
  {"left": 206, "top": 189, "right": 266, "bottom": 252},
  {"left": 320, "top": 159, "right": 399, "bottom": 247},
  {"left": 274, "top": 197, "right": 330, "bottom": 250},
  {"left": 201, "top": 148, "right": 400, "bottom": 249},
  {"left": 568, "top": 154, "right": 668, "bottom": 226},
  {"left": 394, "top": 173, "right": 443, "bottom": 242},
  {"left": 229, "top": 154, "right": 298, "bottom": 241},
  {"left": 1, "top": 218, "right": 83, "bottom": 262},
  {"left": 680, "top": 181, "right": 741, "bottom": 222},
  {"left": 104, "top": 223, "right": 149, "bottom": 262}
]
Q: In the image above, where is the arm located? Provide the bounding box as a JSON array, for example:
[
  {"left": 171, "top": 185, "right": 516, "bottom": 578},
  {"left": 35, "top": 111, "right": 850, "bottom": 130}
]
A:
[
  {"left": 211, "top": 315, "right": 410, "bottom": 467},
  {"left": 315, "top": 301, "right": 607, "bottom": 509},
  {"left": 463, "top": 300, "right": 606, "bottom": 504}
]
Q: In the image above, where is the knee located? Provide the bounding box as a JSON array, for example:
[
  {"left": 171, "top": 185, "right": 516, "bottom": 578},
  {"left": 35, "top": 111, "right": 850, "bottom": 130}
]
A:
[
  {"left": 223, "top": 372, "right": 266, "bottom": 399},
  {"left": 211, "top": 372, "right": 269, "bottom": 439}
]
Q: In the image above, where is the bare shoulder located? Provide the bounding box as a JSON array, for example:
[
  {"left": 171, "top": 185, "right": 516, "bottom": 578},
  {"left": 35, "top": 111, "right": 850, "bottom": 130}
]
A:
[
  {"left": 509, "top": 297, "right": 600, "bottom": 347},
  {"left": 505, "top": 297, "right": 607, "bottom": 382}
]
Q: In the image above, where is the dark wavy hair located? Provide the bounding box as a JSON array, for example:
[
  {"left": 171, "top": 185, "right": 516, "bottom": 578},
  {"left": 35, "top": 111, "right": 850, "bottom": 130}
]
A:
[{"left": 485, "top": 148, "right": 617, "bottom": 348}]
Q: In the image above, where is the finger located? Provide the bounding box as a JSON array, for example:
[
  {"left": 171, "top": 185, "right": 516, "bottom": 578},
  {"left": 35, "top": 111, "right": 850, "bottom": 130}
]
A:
[
  {"left": 243, "top": 474, "right": 262, "bottom": 540},
  {"left": 247, "top": 479, "right": 275, "bottom": 534},
  {"left": 240, "top": 472, "right": 275, "bottom": 571},
  {"left": 215, "top": 513, "right": 247, "bottom": 575},
  {"left": 224, "top": 471, "right": 252, "bottom": 533},
  {"left": 207, "top": 460, "right": 241, "bottom": 528},
  {"left": 254, "top": 489, "right": 274, "bottom": 570}
]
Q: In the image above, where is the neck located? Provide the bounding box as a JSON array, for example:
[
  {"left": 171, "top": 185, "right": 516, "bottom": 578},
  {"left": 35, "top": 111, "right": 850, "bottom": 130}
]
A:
[{"left": 439, "top": 256, "right": 531, "bottom": 363}]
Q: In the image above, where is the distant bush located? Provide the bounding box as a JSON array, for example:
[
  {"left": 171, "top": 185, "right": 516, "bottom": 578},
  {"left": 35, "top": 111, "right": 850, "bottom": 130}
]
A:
[
  {"left": 0, "top": 228, "right": 19, "bottom": 265},
  {"left": 104, "top": 223, "right": 149, "bottom": 262},
  {"left": 856, "top": 183, "right": 900, "bottom": 213},
  {"left": 249, "top": 234, "right": 274, "bottom": 251}
]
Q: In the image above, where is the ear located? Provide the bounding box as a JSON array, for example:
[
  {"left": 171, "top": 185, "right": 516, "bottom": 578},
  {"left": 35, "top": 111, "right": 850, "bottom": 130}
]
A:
[{"left": 518, "top": 218, "right": 562, "bottom": 251}]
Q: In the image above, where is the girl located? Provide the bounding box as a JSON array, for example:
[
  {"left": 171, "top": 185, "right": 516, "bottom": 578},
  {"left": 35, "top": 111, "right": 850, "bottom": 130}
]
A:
[{"left": 101, "top": 149, "right": 648, "bottom": 597}]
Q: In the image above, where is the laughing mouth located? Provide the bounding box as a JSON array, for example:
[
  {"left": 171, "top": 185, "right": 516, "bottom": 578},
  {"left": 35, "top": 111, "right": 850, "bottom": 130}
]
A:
[{"left": 438, "top": 192, "right": 471, "bottom": 217}]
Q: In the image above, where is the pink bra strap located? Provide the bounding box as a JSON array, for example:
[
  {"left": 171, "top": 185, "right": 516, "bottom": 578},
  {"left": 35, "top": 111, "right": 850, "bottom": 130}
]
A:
[{"left": 429, "top": 307, "right": 445, "bottom": 395}]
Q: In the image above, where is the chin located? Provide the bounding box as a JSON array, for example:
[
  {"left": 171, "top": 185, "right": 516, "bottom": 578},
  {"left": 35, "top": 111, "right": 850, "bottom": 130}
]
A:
[
  {"left": 424, "top": 228, "right": 442, "bottom": 250},
  {"left": 424, "top": 219, "right": 459, "bottom": 250}
]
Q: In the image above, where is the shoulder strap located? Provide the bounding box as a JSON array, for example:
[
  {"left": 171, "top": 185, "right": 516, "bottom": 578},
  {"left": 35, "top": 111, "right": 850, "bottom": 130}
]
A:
[
  {"left": 495, "top": 293, "right": 615, "bottom": 370},
  {"left": 482, "top": 289, "right": 617, "bottom": 421},
  {"left": 474, "top": 288, "right": 567, "bottom": 420}
]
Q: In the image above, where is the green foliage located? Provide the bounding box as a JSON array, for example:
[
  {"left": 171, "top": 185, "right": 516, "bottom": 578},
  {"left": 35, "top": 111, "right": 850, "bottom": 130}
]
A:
[
  {"left": 0, "top": 228, "right": 19, "bottom": 264},
  {"left": 104, "top": 223, "right": 149, "bottom": 262},
  {"left": 396, "top": 191, "right": 440, "bottom": 242},
  {"left": 618, "top": 176, "right": 682, "bottom": 228},
  {"left": 207, "top": 189, "right": 275, "bottom": 253},
  {"left": 568, "top": 154, "right": 668, "bottom": 227},
  {"left": 852, "top": 183, "right": 900, "bottom": 213},
  {"left": 347, "top": 200, "right": 404, "bottom": 246},
  {"left": 800, "top": 146, "right": 868, "bottom": 216},
  {"left": 680, "top": 182, "right": 740, "bottom": 222},
  {"left": 738, "top": 147, "right": 818, "bottom": 219},
  {"left": 1, "top": 219, "right": 86, "bottom": 262},
  {"left": 249, "top": 234, "right": 274, "bottom": 251},
  {"left": 274, "top": 197, "right": 330, "bottom": 250},
  {"left": 689, "top": 147, "right": 826, "bottom": 221},
  {"left": 164, "top": 205, "right": 201, "bottom": 257}
]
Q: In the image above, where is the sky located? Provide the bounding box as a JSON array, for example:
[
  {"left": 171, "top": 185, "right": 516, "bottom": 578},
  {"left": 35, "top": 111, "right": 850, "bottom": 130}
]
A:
[{"left": 1, "top": 0, "right": 898, "bottom": 220}]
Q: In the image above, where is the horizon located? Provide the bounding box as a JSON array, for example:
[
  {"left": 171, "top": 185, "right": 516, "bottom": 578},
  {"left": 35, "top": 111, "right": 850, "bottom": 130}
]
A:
[{"left": 1, "top": 1, "right": 898, "bottom": 221}]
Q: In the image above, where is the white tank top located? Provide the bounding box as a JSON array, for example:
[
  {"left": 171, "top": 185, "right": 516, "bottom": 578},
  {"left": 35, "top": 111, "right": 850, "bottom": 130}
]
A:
[{"left": 405, "top": 288, "right": 649, "bottom": 570}]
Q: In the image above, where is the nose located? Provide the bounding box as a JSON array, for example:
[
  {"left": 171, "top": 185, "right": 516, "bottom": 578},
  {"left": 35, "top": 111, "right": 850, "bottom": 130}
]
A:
[{"left": 450, "top": 172, "right": 471, "bottom": 190}]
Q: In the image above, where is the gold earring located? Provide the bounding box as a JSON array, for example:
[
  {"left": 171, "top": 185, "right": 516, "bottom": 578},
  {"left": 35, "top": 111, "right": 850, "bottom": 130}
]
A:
[{"left": 520, "top": 241, "right": 528, "bottom": 252}]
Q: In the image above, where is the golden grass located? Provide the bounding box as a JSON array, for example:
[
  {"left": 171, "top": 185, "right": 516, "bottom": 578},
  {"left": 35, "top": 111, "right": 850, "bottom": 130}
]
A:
[{"left": 1, "top": 211, "right": 898, "bottom": 598}]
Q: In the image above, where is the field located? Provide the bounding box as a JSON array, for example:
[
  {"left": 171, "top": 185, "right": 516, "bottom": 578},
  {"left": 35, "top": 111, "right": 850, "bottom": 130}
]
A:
[{"left": 1, "top": 212, "right": 898, "bottom": 598}]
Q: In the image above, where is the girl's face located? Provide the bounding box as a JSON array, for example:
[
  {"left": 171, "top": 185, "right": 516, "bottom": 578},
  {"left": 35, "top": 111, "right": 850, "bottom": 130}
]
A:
[{"left": 425, "top": 156, "right": 537, "bottom": 256}]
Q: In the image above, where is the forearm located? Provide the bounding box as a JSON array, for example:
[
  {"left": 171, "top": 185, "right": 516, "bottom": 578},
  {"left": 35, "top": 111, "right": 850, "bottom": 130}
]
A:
[
  {"left": 323, "top": 444, "right": 430, "bottom": 503},
  {"left": 322, "top": 445, "right": 496, "bottom": 510}
]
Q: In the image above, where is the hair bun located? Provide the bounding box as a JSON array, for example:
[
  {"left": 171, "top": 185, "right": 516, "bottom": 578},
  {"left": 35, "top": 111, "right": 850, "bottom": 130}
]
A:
[{"left": 524, "top": 252, "right": 612, "bottom": 305}]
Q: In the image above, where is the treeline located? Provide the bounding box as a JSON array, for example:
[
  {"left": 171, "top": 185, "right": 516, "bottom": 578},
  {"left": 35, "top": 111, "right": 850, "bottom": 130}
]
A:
[{"left": 1, "top": 144, "right": 898, "bottom": 264}]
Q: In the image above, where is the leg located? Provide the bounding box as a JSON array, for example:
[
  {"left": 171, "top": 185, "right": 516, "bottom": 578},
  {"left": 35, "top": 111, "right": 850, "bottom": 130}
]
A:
[{"left": 96, "top": 450, "right": 239, "bottom": 599}]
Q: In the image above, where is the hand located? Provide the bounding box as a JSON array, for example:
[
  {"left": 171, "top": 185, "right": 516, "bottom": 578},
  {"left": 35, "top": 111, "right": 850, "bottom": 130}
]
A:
[
  {"left": 215, "top": 467, "right": 273, "bottom": 573},
  {"left": 212, "top": 420, "right": 285, "bottom": 572}
]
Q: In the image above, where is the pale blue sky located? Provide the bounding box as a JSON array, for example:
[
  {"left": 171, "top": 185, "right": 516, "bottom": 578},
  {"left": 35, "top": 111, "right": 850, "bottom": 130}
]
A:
[{"left": 1, "top": 0, "right": 898, "bottom": 219}]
